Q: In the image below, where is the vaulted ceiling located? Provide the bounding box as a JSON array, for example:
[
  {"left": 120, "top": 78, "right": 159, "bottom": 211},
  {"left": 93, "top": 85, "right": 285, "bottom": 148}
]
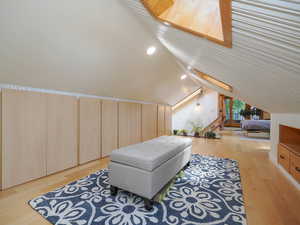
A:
[
  {"left": 0, "top": 0, "right": 199, "bottom": 105},
  {"left": 0, "top": 0, "right": 299, "bottom": 113},
  {"left": 122, "top": 0, "right": 300, "bottom": 113}
]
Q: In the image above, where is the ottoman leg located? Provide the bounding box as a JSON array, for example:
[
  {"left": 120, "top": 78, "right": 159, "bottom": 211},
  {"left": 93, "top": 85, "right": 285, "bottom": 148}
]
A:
[
  {"left": 144, "top": 198, "right": 154, "bottom": 211},
  {"left": 186, "top": 161, "right": 191, "bottom": 167},
  {"left": 110, "top": 185, "right": 118, "bottom": 196}
]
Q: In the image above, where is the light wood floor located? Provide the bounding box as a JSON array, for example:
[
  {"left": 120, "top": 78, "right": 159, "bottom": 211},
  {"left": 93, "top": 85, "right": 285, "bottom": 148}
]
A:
[{"left": 1, "top": 133, "right": 300, "bottom": 225}]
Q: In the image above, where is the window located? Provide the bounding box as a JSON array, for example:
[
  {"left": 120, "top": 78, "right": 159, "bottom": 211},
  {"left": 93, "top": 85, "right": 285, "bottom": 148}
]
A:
[{"left": 224, "top": 97, "right": 246, "bottom": 126}]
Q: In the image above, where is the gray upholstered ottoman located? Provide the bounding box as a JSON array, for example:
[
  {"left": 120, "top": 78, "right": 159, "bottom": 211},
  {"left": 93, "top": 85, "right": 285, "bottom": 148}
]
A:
[{"left": 108, "top": 136, "right": 192, "bottom": 210}]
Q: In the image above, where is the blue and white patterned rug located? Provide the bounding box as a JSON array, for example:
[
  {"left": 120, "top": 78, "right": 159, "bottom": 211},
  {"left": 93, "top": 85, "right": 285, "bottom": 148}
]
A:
[{"left": 29, "top": 154, "right": 247, "bottom": 225}]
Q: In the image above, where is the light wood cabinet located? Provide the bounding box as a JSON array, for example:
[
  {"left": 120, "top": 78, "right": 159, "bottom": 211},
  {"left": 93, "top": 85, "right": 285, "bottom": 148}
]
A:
[
  {"left": 118, "top": 102, "right": 141, "bottom": 148},
  {"left": 2, "top": 89, "right": 47, "bottom": 189},
  {"left": 278, "top": 144, "right": 290, "bottom": 172},
  {"left": 102, "top": 100, "right": 118, "bottom": 157},
  {"left": 157, "top": 104, "right": 165, "bottom": 136},
  {"left": 79, "top": 98, "right": 101, "bottom": 164},
  {"left": 0, "top": 91, "right": 2, "bottom": 189},
  {"left": 46, "top": 94, "right": 78, "bottom": 175},
  {"left": 142, "top": 104, "right": 158, "bottom": 141},
  {"left": 0, "top": 88, "right": 172, "bottom": 189},
  {"left": 164, "top": 105, "right": 172, "bottom": 135},
  {"left": 290, "top": 152, "right": 300, "bottom": 184},
  {"left": 278, "top": 125, "right": 300, "bottom": 184},
  {"left": 278, "top": 143, "right": 300, "bottom": 184}
]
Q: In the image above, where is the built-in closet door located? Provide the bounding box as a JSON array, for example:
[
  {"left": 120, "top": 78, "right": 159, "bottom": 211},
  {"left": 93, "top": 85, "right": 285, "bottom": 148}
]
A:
[
  {"left": 46, "top": 94, "right": 78, "bottom": 175},
  {"left": 118, "top": 102, "right": 142, "bottom": 148},
  {"left": 102, "top": 100, "right": 118, "bottom": 157},
  {"left": 165, "top": 105, "right": 172, "bottom": 135},
  {"left": 79, "top": 98, "right": 101, "bottom": 164},
  {"left": 142, "top": 104, "right": 158, "bottom": 141},
  {"left": 157, "top": 104, "right": 165, "bottom": 137},
  {"left": 2, "top": 89, "right": 47, "bottom": 189},
  {"left": 0, "top": 91, "right": 2, "bottom": 189}
]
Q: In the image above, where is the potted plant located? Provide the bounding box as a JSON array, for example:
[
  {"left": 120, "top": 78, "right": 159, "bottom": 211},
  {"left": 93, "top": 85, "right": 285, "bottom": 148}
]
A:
[
  {"left": 205, "top": 131, "right": 216, "bottom": 139},
  {"left": 192, "top": 126, "right": 203, "bottom": 137},
  {"left": 173, "top": 129, "right": 179, "bottom": 135},
  {"left": 251, "top": 107, "right": 262, "bottom": 119},
  {"left": 181, "top": 129, "right": 188, "bottom": 136},
  {"left": 240, "top": 109, "right": 252, "bottom": 119},
  {"left": 189, "top": 121, "right": 203, "bottom": 137},
  {"left": 239, "top": 109, "right": 246, "bottom": 120}
]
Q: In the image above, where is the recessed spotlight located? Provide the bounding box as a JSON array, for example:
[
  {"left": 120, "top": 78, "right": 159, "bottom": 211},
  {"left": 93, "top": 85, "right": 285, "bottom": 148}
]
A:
[
  {"left": 181, "top": 74, "right": 187, "bottom": 80},
  {"left": 147, "top": 46, "right": 156, "bottom": 55}
]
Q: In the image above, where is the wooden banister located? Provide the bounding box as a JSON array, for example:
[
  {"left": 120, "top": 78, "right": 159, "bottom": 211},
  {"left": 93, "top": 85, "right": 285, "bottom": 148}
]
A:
[{"left": 202, "top": 115, "right": 224, "bottom": 134}]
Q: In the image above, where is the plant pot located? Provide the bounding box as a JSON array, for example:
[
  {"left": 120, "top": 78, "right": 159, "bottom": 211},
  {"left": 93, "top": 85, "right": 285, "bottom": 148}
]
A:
[
  {"left": 209, "top": 134, "right": 216, "bottom": 139},
  {"left": 194, "top": 132, "right": 200, "bottom": 137},
  {"left": 205, "top": 132, "right": 216, "bottom": 139},
  {"left": 183, "top": 132, "right": 188, "bottom": 136}
]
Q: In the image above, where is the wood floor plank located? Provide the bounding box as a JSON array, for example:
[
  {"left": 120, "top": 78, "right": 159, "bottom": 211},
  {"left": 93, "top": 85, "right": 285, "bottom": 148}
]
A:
[{"left": 0, "top": 133, "right": 299, "bottom": 225}]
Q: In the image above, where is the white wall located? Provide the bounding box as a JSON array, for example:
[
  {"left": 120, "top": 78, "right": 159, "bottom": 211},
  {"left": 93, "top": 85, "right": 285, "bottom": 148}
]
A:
[
  {"left": 270, "top": 113, "right": 300, "bottom": 189},
  {"left": 0, "top": 0, "right": 199, "bottom": 105},
  {"left": 172, "top": 89, "right": 218, "bottom": 133}
]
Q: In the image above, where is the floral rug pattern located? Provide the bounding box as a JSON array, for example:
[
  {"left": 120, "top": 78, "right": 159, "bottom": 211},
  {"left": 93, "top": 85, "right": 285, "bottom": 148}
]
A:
[{"left": 29, "top": 154, "right": 247, "bottom": 225}]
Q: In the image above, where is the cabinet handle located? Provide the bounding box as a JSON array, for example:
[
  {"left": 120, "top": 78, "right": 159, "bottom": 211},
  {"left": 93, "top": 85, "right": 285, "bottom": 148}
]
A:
[
  {"left": 295, "top": 167, "right": 300, "bottom": 172},
  {"left": 280, "top": 155, "right": 285, "bottom": 159}
]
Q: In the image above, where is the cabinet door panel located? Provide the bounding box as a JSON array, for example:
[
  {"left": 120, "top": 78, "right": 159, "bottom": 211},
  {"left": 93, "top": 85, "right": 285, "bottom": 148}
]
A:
[
  {"left": 119, "top": 102, "right": 141, "bottom": 148},
  {"left": 47, "top": 94, "right": 78, "bottom": 175},
  {"left": 165, "top": 106, "right": 172, "bottom": 135},
  {"left": 79, "top": 98, "right": 101, "bottom": 164},
  {"left": 142, "top": 104, "right": 158, "bottom": 141},
  {"left": 102, "top": 100, "right": 118, "bottom": 157},
  {"left": 157, "top": 105, "right": 165, "bottom": 137},
  {"left": 290, "top": 153, "right": 300, "bottom": 184},
  {"left": 278, "top": 144, "right": 290, "bottom": 172},
  {"left": 0, "top": 91, "right": 2, "bottom": 189},
  {"left": 2, "top": 89, "right": 47, "bottom": 188}
]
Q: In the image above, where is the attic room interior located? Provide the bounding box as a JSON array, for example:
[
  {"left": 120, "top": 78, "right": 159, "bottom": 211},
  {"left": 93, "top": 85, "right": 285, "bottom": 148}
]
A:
[{"left": 0, "top": 0, "right": 299, "bottom": 225}]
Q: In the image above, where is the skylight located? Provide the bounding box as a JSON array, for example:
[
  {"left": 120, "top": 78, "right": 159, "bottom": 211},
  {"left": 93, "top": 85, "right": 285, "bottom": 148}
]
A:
[{"left": 141, "top": 0, "right": 232, "bottom": 48}]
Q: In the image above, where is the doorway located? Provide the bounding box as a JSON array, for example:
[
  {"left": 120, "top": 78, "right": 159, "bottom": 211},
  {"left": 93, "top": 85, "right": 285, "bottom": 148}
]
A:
[{"left": 224, "top": 97, "right": 246, "bottom": 127}]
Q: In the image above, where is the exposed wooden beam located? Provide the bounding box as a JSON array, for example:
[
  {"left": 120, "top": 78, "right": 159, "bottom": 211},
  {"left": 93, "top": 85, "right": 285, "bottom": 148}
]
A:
[
  {"left": 194, "top": 70, "right": 233, "bottom": 92},
  {"left": 172, "top": 88, "right": 203, "bottom": 111}
]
